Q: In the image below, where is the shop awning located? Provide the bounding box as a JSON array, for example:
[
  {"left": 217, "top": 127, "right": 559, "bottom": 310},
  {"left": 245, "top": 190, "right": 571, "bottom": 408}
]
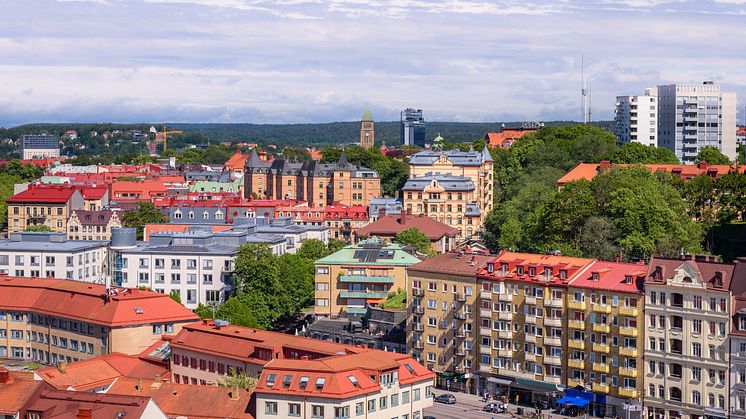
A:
[
  {"left": 514, "top": 377, "right": 561, "bottom": 393},
  {"left": 487, "top": 377, "right": 513, "bottom": 386},
  {"left": 557, "top": 396, "right": 590, "bottom": 407}
]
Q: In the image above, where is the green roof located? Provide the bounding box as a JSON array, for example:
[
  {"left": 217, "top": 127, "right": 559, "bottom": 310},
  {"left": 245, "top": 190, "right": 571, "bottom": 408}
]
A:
[
  {"left": 362, "top": 106, "right": 373, "bottom": 121},
  {"left": 315, "top": 238, "right": 420, "bottom": 266},
  {"left": 189, "top": 179, "right": 242, "bottom": 193}
]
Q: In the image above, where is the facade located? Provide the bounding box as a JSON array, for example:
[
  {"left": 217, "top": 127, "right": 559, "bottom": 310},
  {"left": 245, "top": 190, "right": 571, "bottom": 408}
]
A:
[
  {"left": 5, "top": 187, "right": 84, "bottom": 233},
  {"left": 401, "top": 108, "right": 426, "bottom": 147},
  {"left": 244, "top": 150, "right": 381, "bottom": 207},
  {"left": 407, "top": 252, "right": 493, "bottom": 392},
  {"left": 405, "top": 147, "right": 493, "bottom": 238},
  {"left": 20, "top": 134, "right": 60, "bottom": 159},
  {"left": 657, "top": 82, "right": 737, "bottom": 163},
  {"left": 254, "top": 350, "right": 434, "bottom": 419},
  {"left": 355, "top": 210, "right": 459, "bottom": 254},
  {"left": 361, "top": 107, "right": 375, "bottom": 149},
  {"left": 369, "top": 197, "right": 402, "bottom": 221},
  {"left": 67, "top": 209, "right": 123, "bottom": 241},
  {"left": 643, "top": 255, "right": 735, "bottom": 419},
  {"left": 313, "top": 238, "right": 421, "bottom": 317},
  {"left": 0, "top": 232, "right": 108, "bottom": 283},
  {"left": 615, "top": 90, "right": 658, "bottom": 147},
  {"left": 730, "top": 258, "right": 746, "bottom": 419},
  {"left": 0, "top": 277, "right": 198, "bottom": 365}
]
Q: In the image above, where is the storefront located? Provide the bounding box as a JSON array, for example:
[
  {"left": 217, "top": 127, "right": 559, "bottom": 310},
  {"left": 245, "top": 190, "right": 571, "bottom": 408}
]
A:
[
  {"left": 436, "top": 372, "right": 470, "bottom": 393},
  {"left": 510, "top": 377, "right": 562, "bottom": 406}
]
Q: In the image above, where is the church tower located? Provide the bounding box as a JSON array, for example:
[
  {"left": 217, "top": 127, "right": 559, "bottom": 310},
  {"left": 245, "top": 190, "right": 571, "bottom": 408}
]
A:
[{"left": 360, "top": 106, "right": 375, "bottom": 149}]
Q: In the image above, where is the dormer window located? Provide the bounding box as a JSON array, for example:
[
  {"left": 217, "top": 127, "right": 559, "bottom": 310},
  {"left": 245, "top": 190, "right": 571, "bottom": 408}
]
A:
[
  {"left": 528, "top": 267, "right": 536, "bottom": 276},
  {"left": 560, "top": 270, "right": 567, "bottom": 280},
  {"left": 740, "top": 316, "right": 746, "bottom": 331},
  {"left": 544, "top": 268, "right": 552, "bottom": 278},
  {"left": 266, "top": 373, "right": 276, "bottom": 387},
  {"left": 487, "top": 263, "right": 494, "bottom": 273},
  {"left": 315, "top": 377, "right": 326, "bottom": 390},
  {"left": 517, "top": 266, "right": 524, "bottom": 275},
  {"left": 299, "top": 376, "right": 309, "bottom": 389},
  {"left": 713, "top": 272, "right": 724, "bottom": 288},
  {"left": 282, "top": 375, "right": 292, "bottom": 387},
  {"left": 501, "top": 263, "right": 509, "bottom": 273},
  {"left": 591, "top": 272, "right": 600, "bottom": 281},
  {"left": 624, "top": 275, "right": 632, "bottom": 284}
]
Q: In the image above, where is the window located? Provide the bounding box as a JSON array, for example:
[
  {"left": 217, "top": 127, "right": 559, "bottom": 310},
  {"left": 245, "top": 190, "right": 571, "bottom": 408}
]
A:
[
  {"left": 368, "top": 399, "right": 376, "bottom": 413},
  {"left": 334, "top": 406, "right": 350, "bottom": 419},
  {"left": 265, "top": 401, "right": 278, "bottom": 415},
  {"left": 413, "top": 388, "right": 421, "bottom": 401},
  {"left": 402, "top": 390, "right": 410, "bottom": 403},
  {"left": 289, "top": 403, "right": 301, "bottom": 417},
  {"left": 379, "top": 396, "right": 387, "bottom": 410},
  {"left": 692, "top": 391, "right": 701, "bottom": 405}
]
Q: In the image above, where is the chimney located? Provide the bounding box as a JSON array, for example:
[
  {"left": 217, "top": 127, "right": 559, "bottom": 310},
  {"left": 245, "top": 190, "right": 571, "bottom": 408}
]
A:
[
  {"left": 378, "top": 208, "right": 386, "bottom": 219},
  {"left": 698, "top": 161, "right": 708, "bottom": 170},
  {"left": 154, "top": 374, "right": 162, "bottom": 383},
  {"left": 78, "top": 408, "right": 93, "bottom": 419},
  {"left": 0, "top": 367, "right": 9, "bottom": 383},
  {"left": 58, "top": 361, "right": 67, "bottom": 374},
  {"left": 230, "top": 384, "right": 240, "bottom": 401},
  {"left": 599, "top": 160, "right": 611, "bottom": 168}
]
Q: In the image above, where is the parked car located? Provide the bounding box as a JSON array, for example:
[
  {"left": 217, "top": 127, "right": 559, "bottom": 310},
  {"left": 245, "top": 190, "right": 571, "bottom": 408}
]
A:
[
  {"left": 483, "top": 401, "right": 507, "bottom": 413},
  {"left": 423, "top": 416, "right": 437, "bottom": 419},
  {"left": 434, "top": 394, "right": 456, "bottom": 404}
]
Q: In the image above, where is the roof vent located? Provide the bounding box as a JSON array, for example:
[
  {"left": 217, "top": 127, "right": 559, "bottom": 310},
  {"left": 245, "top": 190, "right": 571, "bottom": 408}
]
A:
[{"left": 134, "top": 307, "right": 143, "bottom": 314}]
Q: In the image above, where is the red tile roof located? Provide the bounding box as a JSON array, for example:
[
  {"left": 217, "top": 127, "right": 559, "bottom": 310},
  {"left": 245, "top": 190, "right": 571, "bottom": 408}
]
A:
[
  {"left": 78, "top": 185, "right": 108, "bottom": 200},
  {"left": 485, "top": 128, "right": 536, "bottom": 148},
  {"left": 478, "top": 251, "right": 596, "bottom": 287},
  {"left": 568, "top": 260, "right": 647, "bottom": 294},
  {"left": 224, "top": 150, "right": 248, "bottom": 172},
  {"left": 6, "top": 187, "right": 80, "bottom": 204},
  {"left": 0, "top": 277, "right": 199, "bottom": 328},
  {"left": 108, "top": 378, "right": 253, "bottom": 419},
  {"left": 0, "top": 369, "right": 46, "bottom": 415},
  {"left": 71, "top": 210, "right": 118, "bottom": 226},
  {"left": 557, "top": 161, "right": 746, "bottom": 185},
  {"left": 26, "top": 389, "right": 152, "bottom": 418},
  {"left": 408, "top": 251, "right": 492, "bottom": 276},
  {"left": 36, "top": 353, "right": 170, "bottom": 391},
  {"left": 356, "top": 213, "right": 459, "bottom": 240}
]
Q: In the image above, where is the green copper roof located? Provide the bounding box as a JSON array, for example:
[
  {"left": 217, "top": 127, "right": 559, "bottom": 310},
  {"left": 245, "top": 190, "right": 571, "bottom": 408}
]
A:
[
  {"left": 362, "top": 106, "right": 373, "bottom": 121},
  {"left": 315, "top": 238, "right": 421, "bottom": 266},
  {"left": 189, "top": 179, "right": 242, "bottom": 193}
]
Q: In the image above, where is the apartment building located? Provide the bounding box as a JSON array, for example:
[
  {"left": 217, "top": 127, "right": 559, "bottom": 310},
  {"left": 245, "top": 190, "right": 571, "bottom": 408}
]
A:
[
  {"left": 19, "top": 134, "right": 60, "bottom": 159},
  {"left": 313, "top": 238, "right": 420, "bottom": 317},
  {"left": 5, "top": 187, "right": 84, "bottom": 233},
  {"left": 67, "top": 209, "right": 123, "bottom": 241},
  {"left": 643, "top": 255, "right": 735, "bottom": 419},
  {"left": 730, "top": 258, "right": 746, "bottom": 419},
  {"left": 615, "top": 89, "right": 658, "bottom": 147},
  {"left": 657, "top": 82, "right": 737, "bottom": 163},
  {"left": 254, "top": 350, "right": 434, "bottom": 419},
  {"left": 0, "top": 232, "right": 108, "bottom": 283},
  {"left": 405, "top": 147, "right": 493, "bottom": 238},
  {"left": 0, "top": 277, "right": 198, "bottom": 365},
  {"left": 406, "top": 252, "right": 492, "bottom": 392},
  {"left": 244, "top": 149, "right": 381, "bottom": 207}
]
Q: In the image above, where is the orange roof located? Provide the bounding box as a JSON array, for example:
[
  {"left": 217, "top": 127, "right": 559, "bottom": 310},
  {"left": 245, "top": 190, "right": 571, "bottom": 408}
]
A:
[
  {"left": 224, "top": 150, "right": 248, "bottom": 172},
  {"left": 567, "top": 260, "right": 646, "bottom": 294},
  {"left": 255, "top": 351, "right": 434, "bottom": 400},
  {"left": 26, "top": 389, "right": 152, "bottom": 418},
  {"left": 143, "top": 224, "right": 233, "bottom": 240},
  {"left": 485, "top": 128, "right": 536, "bottom": 148},
  {"left": 171, "top": 320, "right": 365, "bottom": 365},
  {"left": 309, "top": 149, "right": 323, "bottom": 160},
  {"left": 557, "top": 161, "right": 746, "bottom": 185},
  {"left": 108, "top": 378, "right": 253, "bottom": 419},
  {"left": 36, "top": 353, "right": 169, "bottom": 391},
  {"left": 111, "top": 179, "right": 182, "bottom": 200},
  {"left": 478, "top": 251, "right": 596, "bottom": 286},
  {"left": 0, "top": 277, "right": 199, "bottom": 328},
  {"left": 0, "top": 369, "right": 46, "bottom": 415}
]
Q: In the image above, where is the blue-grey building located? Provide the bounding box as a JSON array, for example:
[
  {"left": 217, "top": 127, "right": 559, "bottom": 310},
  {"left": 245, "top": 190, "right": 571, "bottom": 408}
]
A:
[
  {"left": 401, "top": 108, "right": 426, "bottom": 147},
  {"left": 20, "top": 134, "right": 60, "bottom": 159}
]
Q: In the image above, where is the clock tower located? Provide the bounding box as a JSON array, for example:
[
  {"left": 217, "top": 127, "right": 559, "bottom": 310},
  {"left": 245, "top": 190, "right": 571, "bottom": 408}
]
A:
[{"left": 360, "top": 106, "right": 375, "bottom": 149}]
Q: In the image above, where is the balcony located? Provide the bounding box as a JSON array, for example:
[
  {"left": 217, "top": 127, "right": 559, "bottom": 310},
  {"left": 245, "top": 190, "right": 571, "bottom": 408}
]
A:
[
  {"left": 619, "top": 326, "right": 638, "bottom": 337},
  {"left": 453, "top": 311, "right": 467, "bottom": 320},
  {"left": 619, "top": 387, "right": 638, "bottom": 398},
  {"left": 525, "top": 334, "right": 536, "bottom": 343},
  {"left": 545, "top": 318, "right": 562, "bottom": 327},
  {"left": 412, "top": 288, "right": 424, "bottom": 297},
  {"left": 592, "top": 383, "right": 610, "bottom": 394},
  {"left": 525, "top": 296, "right": 536, "bottom": 305},
  {"left": 498, "top": 312, "right": 513, "bottom": 321},
  {"left": 340, "top": 291, "right": 389, "bottom": 299},
  {"left": 619, "top": 347, "right": 638, "bottom": 357},
  {"left": 499, "top": 294, "right": 512, "bottom": 302},
  {"left": 545, "top": 356, "right": 562, "bottom": 366},
  {"left": 592, "top": 343, "right": 610, "bottom": 354},
  {"left": 339, "top": 275, "right": 394, "bottom": 283},
  {"left": 455, "top": 330, "right": 466, "bottom": 339},
  {"left": 480, "top": 290, "right": 492, "bottom": 299},
  {"left": 498, "top": 330, "right": 512, "bottom": 339},
  {"left": 619, "top": 368, "right": 637, "bottom": 378},
  {"left": 413, "top": 306, "right": 424, "bottom": 315},
  {"left": 480, "top": 345, "right": 491, "bottom": 354},
  {"left": 568, "top": 359, "right": 585, "bottom": 369},
  {"left": 592, "top": 363, "right": 610, "bottom": 373},
  {"left": 525, "top": 353, "right": 537, "bottom": 362},
  {"left": 568, "top": 320, "right": 585, "bottom": 330},
  {"left": 479, "top": 364, "right": 492, "bottom": 373},
  {"left": 568, "top": 340, "right": 585, "bottom": 350},
  {"left": 619, "top": 306, "right": 638, "bottom": 317},
  {"left": 413, "top": 341, "right": 424, "bottom": 350},
  {"left": 455, "top": 348, "right": 467, "bottom": 357},
  {"left": 592, "top": 323, "right": 611, "bottom": 333},
  {"left": 544, "top": 336, "right": 561, "bottom": 346},
  {"left": 498, "top": 349, "right": 513, "bottom": 357},
  {"left": 592, "top": 304, "right": 611, "bottom": 314},
  {"left": 480, "top": 327, "right": 492, "bottom": 336},
  {"left": 455, "top": 293, "right": 466, "bottom": 302},
  {"left": 480, "top": 308, "right": 491, "bottom": 318},
  {"left": 568, "top": 300, "right": 586, "bottom": 310},
  {"left": 413, "top": 323, "right": 424, "bottom": 332},
  {"left": 567, "top": 378, "right": 584, "bottom": 388},
  {"left": 545, "top": 299, "right": 563, "bottom": 308},
  {"left": 525, "top": 315, "right": 537, "bottom": 324}
]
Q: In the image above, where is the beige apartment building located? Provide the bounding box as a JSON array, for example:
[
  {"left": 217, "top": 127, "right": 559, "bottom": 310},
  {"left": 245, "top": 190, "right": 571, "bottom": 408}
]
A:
[
  {"left": 643, "top": 256, "right": 735, "bottom": 419},
  {"left": 6, "top": 187, "right": 84, "bottom": 233},
  {"left": 407, "top": 252, "right": 492, "bottom": 392},
  {"left": 313, "top": 239, "right": 420, "bottom": 317},
  {"left": 67, "top": 209, "right": 123, "bottom": 241}
]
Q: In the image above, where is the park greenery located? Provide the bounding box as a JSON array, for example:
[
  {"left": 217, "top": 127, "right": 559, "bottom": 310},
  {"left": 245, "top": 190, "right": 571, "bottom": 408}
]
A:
[
  {"left": 0, "top": 161, "right": 45, "bottom": 227},
  {"left": 121, "top": 202, "right": 169, "bottom": 240},
  {"left": 380, "top": 289, "right": 407, "bottom": 310}
]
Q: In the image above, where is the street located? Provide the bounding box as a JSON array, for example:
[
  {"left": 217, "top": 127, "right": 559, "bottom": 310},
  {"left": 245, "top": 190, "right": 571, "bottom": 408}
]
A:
[{"left": 425, "top": 390, "right": 513, "bottom": 419}]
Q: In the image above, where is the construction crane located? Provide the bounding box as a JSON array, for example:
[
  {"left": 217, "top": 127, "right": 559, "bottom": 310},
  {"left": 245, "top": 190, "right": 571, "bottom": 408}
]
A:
[{"left": 158, "top": 126, "right": 183, "bottom": 153}]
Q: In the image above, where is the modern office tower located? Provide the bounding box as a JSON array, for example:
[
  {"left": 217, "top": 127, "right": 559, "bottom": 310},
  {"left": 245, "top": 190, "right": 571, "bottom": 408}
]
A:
[
  {"left": 657, "top": 81, "right": 737, "bottom": 163},
  {"left": 20, "top": 134, "right": 60, "bottom": 159},
  {"left": 401, "top": 108, "right": 426, "bottom": 147},
  {"left": 615, "top": 89, "right": 658, "bottom": 147}
]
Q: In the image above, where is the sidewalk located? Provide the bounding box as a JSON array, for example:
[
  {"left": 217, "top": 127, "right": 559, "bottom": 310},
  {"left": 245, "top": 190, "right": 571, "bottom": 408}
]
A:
[{"left": 433, "top": 389, "right": 582, "bottom": 419}]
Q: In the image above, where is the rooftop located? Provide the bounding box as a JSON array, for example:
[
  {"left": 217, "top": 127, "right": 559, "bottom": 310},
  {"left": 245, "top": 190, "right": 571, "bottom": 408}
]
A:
[
  {"left": 568, "top": 260, "right": 647, "bottom": 294},
  {"left": 478, "top": 251, "right": 596, "bottom": 287},
  {"left": 0, "top": 232, "right": 107, "bottom": 252},
  {"left": 557, "top": 161, "right": 746, "bottom": 185},
  {"left": 402, "top": 174, "right": 475, "bottom": 192},
  {"left": 646, "top": 255, "right": 735, "bottom": 293},
  {"left": 36, "top": 353, "right": 169, "bottom": 391},
  {"left": 356, "top": 213, "right": 459, "bottom": 241},
  {"left": 6, "top": 186, "right": 79, "bottom": 204},
  {"left": 315, "top": 238, "right": 421, "bottom": 266},
  {"left": 0, "top": 277, "right": 199, "bottom": 327},
  {"left": 408, "top": 251, "right": 493, "bottom": 276},
  {"left": 0, "top": 369, "right": 46, "bottom": 415},
  {"left": 26, "top": 389, "right": 152, "bottom": 418},
  {"left": 409, "top": 148, "right": 490, "bottom": 167}
]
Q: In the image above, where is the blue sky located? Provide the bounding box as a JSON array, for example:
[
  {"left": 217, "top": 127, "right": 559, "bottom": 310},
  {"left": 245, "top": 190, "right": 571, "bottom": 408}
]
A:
[{"left": 1, "top": 0, "right": 745, "bottom": 126}]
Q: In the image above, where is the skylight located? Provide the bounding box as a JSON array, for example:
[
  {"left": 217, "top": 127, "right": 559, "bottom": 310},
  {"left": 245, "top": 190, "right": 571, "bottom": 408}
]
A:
[
  {"left": 283, "top": 375, "right": 292, "bottom": 387},
  {"left": 315, "top": 377, "right": 326, "bottom": 390},
  {"left": 348, "top": 375, "right": 359, "bottom": 387},
  {"left": 133, "top": 307, "right": 143, "bottom": 314},
  {"left": 266, "top": 373, "right": 276, "bottom": 387},
  {"left": 299, "top": 376, "right": 309, "bottom": 389},
  {"left": 404, "top": 363, "right": 415, "bottom": 374}
]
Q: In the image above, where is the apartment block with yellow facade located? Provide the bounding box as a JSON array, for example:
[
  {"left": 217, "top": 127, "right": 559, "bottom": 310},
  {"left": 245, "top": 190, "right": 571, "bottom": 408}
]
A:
[
  {"left": 6, "top": 187, "right": 84, "bottom": 233},
  {"left": 406, "top": 252, "right": 492, "bottom": 392},
  {"left": 313, "top": 238, "right": 420, "bottom": 317},
  {"left": 404, "top": 147, "right": 493, "bottom": 238}
]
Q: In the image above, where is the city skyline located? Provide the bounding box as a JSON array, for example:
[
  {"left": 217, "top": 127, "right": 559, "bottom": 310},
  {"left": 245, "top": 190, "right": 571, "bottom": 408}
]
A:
[{"left": 2, "top": 0, "right": 746, "bottom": 126}]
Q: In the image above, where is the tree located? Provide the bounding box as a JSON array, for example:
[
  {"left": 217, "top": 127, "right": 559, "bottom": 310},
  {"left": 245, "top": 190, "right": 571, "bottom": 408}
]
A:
[
  {"left": 0, "top": 173, "right": 23, "bottom": 228},
  {"left": 393, "top": 228, "right": 434, "bottom": 256},
  {"left": 1, "top": 160, "right": 44, "bottom": 181},
  {"left": 696, "top": 146, "right": 731, "bottom": 165},
  {"left": 296, "top": 239, "right": 331, "bottom": 261},
  {"left": 24, "top": 225, "right": 52, "bottom": 232},
  {"left": 600, "top": 142, "right": 679, "bottom": 164},
  {"left": 232, "top": 243, "right": 282, "bottom": 328},
  {"left": 194, "top": 297, "right": 260, "bottom": 328},
  {"left": 169, "top": 290, "right": 181, "bottom": 304},
  {"left": 538, "top": 180, "right": 597, "bottom": 247},
  {"left": 276, "top": 253, "right": 315, "bottom": 313},
  {"left": 219, "top": 367, "right": 258, "bottom": 390},
  {"left": 578, "top": 216, "right": 621, "bottom": 261},
  {"left": 380, "top": 288, "right": 406, "bottom": 310},
  {"left": 121, "top": 202, "right": 168, "bottom": 240}
]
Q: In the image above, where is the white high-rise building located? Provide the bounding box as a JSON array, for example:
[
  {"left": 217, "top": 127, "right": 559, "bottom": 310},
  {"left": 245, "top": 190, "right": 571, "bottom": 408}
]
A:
[
  {"left": 657, "top": 81, "right": 737, "bottom": 163},
  {"left": 615, "top": 88, "right": 658, "bottom": 147}
]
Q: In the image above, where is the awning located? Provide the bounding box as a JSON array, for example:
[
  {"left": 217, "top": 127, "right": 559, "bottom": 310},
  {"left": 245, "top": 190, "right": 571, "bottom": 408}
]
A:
[
  {"left": 514, "top": 377, "right": 561, "bottom": 393},
  {"left": 488, "top": 377, "right": 513, "bottom": 386},
  {"left": 569, "top": 399, "right": 590, "bottom": 407},
  {"left": 557, "top": 396, "right": 590, "bottom": 407}
]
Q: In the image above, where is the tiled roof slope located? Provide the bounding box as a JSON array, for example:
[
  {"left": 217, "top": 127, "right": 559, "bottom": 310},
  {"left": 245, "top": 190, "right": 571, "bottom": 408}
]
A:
[
  {"left": 356, "top": 214, "right": 459, "bottom": 240},
  {"left": 36, "top": 353, "right": 169, "bottom": 391}
]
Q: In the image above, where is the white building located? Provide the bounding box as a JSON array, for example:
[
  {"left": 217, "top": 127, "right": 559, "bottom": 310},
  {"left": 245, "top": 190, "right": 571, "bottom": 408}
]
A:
[
  {"left": 615, "top": 89, "right": 658, "bottom": 147},
  {"left": 0, "top": 232, "right": 108, "bottom": 283},
  {"left": 657, "top": 81, "right": 737, "bottom": 163},
  {"left": 19, "top": 135, "right": 60, "bottom": 160}
]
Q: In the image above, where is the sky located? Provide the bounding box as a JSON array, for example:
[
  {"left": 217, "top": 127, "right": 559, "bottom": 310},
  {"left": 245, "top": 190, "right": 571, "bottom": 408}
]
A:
[{"left": 1, "top": 0, "right": 746, "bottom": 126}]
